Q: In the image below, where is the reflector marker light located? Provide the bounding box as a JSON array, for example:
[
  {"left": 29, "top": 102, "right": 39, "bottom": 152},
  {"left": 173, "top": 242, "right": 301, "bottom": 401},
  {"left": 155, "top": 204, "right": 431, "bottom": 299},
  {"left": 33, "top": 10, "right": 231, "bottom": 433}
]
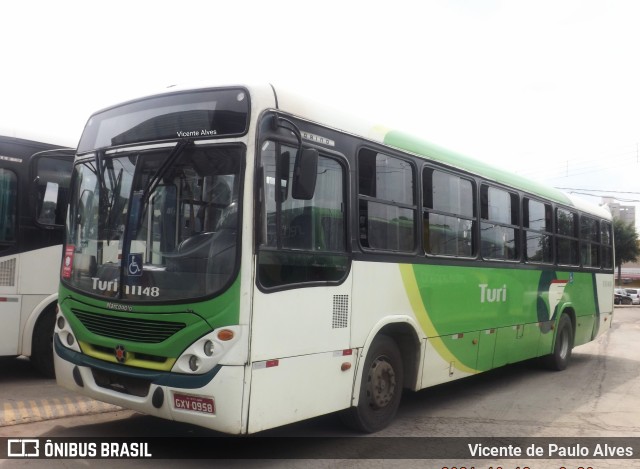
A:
[{"left": 252, "top": 359, "right": 280, "bottom": 370}]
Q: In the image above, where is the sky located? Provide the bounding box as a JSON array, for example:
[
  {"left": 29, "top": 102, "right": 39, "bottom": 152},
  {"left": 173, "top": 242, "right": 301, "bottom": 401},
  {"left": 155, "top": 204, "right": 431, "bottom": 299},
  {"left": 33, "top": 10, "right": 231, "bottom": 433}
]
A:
[{"left": 3, "top": 0, "right": 640, "bottom": 223}]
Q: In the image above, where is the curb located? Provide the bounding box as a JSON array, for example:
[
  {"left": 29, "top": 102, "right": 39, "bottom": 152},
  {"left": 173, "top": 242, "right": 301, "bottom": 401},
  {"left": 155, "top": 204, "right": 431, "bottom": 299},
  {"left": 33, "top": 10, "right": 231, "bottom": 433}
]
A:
[{"left": 1, "top": 397, "right": 121, "bottom": 427}]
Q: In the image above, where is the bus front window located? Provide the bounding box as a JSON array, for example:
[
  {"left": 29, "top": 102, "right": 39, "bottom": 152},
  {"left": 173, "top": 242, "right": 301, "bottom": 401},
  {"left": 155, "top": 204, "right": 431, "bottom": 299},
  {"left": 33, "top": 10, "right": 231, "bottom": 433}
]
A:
[{"left": 64, "top": 144, "right": 244, "bottom": 301}]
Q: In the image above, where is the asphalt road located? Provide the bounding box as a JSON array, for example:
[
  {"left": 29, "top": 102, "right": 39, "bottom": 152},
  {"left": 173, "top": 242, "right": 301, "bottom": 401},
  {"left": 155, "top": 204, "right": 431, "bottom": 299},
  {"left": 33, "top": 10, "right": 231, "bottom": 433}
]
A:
[{"left": 1, "top": 306, "right": 639, "bottom": 468}]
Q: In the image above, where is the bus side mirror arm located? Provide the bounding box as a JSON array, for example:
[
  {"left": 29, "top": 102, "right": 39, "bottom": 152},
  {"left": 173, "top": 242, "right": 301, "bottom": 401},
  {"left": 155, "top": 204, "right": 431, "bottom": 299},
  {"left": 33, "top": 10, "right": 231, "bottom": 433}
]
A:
[{"left": 271, "top": 113, "right": 318, "bottom": 200}]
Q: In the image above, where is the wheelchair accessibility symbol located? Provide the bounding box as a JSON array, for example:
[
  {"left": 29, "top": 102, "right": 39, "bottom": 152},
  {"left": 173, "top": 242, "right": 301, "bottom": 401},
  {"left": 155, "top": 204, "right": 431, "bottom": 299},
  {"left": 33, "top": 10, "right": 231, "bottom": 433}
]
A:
[{"left": 128, "top": 253, "right": 143, "bottom": 276}]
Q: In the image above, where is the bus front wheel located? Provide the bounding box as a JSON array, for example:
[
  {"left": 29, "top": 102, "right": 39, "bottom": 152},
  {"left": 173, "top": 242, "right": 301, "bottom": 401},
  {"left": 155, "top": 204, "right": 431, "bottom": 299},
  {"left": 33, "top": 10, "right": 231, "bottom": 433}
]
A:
[
  {"left": 340, "top": 334, "right": 403, "bottom": 433},
  {"left": 543, "top": 313, "right": 574, "bottom": 371}
]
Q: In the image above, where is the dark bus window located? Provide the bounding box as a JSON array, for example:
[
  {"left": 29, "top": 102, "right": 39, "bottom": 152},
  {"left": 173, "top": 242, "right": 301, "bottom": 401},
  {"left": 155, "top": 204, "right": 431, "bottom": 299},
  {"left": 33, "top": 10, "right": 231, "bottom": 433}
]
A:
[
  {"left": 557, "top": 208, "right": 577, "bottom": 237},
  {"left": 556, "top": 208, "right": 579, "bottom": 266},
  {"left": 601, "top": 221, "right": 613, "bottom": 269},
  {"left": 0, "top": 169, "right": 17, "bottom": 247},
  {"left": 580, "top": 216, "right": 600, "bottom": 268},
  {"left": 423, "top": 168, "right": 475, "bottom": 257},
  {"left": 358, "top": 149, "right": 415, "bottom": 252},
  {"left": 524, "top": 198, "right": 553, "bottom": 263},
  {"left": 480, "top": 185, "right": 519, "bottom": 260}
]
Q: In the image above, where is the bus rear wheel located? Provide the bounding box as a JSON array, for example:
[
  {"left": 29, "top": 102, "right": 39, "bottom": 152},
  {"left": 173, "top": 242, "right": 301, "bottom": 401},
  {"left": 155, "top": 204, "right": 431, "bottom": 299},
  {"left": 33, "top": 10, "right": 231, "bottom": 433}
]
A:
[
  {"left": 340, "top": 334, "right": 403, "bottom": 433},
  {"left": 543, "top": 313, "right": 574, "bottom": 371}
]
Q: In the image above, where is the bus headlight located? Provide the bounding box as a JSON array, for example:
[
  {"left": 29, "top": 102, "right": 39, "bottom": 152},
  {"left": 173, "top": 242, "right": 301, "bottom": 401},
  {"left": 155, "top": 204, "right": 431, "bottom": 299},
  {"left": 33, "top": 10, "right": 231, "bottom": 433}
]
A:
[
  {"left": 172, "top": 326, "right": 241, "bottom": 375},
  {"left": 55, "top": 312, "right": 81, "bottom": 353},
  {"left": 189, "top": 355, "right": 200, "bottom": 371},
  {"left": 204, "top": 340, "right": 214, "bottom": 357}
]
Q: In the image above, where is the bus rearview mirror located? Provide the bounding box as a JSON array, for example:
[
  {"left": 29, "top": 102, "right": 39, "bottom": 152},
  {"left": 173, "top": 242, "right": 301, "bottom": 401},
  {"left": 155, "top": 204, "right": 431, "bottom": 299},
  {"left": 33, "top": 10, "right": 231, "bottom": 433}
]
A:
[{"left": 292, "top": 148, "right": 318, "bottom": 200}]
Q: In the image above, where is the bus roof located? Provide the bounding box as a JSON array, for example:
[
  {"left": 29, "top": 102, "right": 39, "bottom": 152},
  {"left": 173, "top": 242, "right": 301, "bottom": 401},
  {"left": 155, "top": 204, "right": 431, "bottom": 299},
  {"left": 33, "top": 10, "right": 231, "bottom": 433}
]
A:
[
  {"left": 271, "top": 85, "right": 611, "bottom": 220},
  {"left": 81, "top": 83, "right": 612, "bottom": 221},
  {"left": 0, "top": 126, "right": 77, "bottom": 149}
]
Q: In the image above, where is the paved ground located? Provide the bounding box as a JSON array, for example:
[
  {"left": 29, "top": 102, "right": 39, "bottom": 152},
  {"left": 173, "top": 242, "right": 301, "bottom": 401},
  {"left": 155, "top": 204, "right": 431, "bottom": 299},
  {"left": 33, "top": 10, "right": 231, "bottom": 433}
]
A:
[{"left": 1, "top": 306, "right": 639, "bottom": 468}]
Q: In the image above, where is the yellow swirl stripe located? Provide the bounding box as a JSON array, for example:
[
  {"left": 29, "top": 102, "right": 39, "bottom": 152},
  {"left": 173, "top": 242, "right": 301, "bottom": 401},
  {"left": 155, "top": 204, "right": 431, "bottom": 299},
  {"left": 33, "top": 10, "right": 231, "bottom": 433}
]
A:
[{"left": 399, "top": 264, "right": 478, "bottom": 374}]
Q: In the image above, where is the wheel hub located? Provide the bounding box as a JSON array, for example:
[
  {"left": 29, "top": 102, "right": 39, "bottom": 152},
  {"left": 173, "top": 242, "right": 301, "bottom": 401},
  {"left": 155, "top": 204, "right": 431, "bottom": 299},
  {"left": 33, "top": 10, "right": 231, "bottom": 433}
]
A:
[{"left": 366, "top": 357, "right": 396, "bottom": 409}]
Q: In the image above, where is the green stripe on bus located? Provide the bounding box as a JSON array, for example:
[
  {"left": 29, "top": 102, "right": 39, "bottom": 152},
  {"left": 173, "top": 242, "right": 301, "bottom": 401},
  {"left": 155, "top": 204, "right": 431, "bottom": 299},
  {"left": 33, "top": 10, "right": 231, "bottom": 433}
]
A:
[
  {"left": 400, "top": 263, "right": 600, "bottom": 372},
  {"left": 399, "top": 264, "right": 479, "bottom": 374}
]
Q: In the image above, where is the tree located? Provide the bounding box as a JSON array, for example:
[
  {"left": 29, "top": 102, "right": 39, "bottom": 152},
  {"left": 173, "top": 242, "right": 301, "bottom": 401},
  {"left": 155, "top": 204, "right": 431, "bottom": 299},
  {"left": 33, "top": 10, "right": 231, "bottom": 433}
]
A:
[{"left": 613, "top": 217, "right": 640, "bottom": 284}]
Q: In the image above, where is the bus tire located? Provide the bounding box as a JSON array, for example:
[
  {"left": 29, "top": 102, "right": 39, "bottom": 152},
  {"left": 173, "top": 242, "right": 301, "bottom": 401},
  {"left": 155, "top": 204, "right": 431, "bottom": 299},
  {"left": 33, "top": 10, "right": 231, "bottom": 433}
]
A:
[
  {"left": 543, "top": 313, "right": 573, "bottom": 371},
  {"left": 31, "top": 308, "right": 56, "bottom": 378},
  {"left": 340, "top": 334, "right": 403, "bottom": 433}
]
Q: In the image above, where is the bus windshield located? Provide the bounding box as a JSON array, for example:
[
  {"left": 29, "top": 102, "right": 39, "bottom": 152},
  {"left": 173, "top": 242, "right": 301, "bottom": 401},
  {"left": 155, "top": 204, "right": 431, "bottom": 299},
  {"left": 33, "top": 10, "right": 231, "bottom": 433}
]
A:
[{"left": 63, "top": 143, "right": 244, "bottom": 302}]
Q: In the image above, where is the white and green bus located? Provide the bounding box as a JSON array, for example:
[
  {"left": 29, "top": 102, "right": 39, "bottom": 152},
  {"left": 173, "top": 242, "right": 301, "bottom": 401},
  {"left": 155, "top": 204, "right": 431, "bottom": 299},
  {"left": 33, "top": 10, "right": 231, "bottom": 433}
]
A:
[{"left": 54, "top": 84, "right": 614, "bottom": 434}]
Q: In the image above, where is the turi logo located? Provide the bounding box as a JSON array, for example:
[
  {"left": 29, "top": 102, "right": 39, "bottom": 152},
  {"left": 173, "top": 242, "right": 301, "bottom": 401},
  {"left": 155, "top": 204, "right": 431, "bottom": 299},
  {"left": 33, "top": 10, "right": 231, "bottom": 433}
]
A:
[{"left": 479, "top": 284, "right": 507, "bottom": 303}]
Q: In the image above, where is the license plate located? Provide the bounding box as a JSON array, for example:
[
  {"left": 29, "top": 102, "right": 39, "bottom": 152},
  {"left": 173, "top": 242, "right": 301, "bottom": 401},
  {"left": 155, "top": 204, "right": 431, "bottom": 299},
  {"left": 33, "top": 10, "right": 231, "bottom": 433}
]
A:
[{"left": 173, "top": 393, "right": 215, "bottom": 414}]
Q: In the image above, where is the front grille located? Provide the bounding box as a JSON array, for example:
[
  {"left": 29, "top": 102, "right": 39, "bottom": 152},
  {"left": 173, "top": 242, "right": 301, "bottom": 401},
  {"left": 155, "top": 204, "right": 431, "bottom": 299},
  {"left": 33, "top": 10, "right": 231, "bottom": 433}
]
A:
[
  {"left": 90, "top": 343, "right": 168, "bottom": 364},
  {"left": 73, "top": 310, "right": 186, "bottom": 343}
]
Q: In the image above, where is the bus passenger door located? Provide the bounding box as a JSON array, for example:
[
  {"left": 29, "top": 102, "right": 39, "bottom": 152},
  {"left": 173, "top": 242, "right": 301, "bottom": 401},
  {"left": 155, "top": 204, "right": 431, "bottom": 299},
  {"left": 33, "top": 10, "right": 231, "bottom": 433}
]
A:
[{"left": 249, "top": 140, "right": 354, "bottom": 433}]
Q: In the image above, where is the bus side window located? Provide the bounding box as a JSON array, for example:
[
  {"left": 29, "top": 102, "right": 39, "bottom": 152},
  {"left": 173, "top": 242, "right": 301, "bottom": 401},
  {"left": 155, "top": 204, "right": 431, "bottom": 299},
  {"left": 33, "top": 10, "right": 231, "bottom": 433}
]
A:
[
  {"left": 423, "top": 168, "right": 476, "bottom": 257},
  {"left": 523, "top": 198, "right": 553, "bottom": 264},
  {"left": 480, "top": 185, "right": 519, "bottom": 261},
  {"left": 0, "top": 169, "right": 17, "bottom": 246},
  {"left": 556, "top": 208, "right": 579, "bottom": 266},
  {"left": 601, "top": 221, "right": 613, "bottom": 269},
  {"left": 358, "top": 149, "right": 416, "bottom": 252},
  {"left": 580, "top": 216, "right": 600, "bottom": 268}
]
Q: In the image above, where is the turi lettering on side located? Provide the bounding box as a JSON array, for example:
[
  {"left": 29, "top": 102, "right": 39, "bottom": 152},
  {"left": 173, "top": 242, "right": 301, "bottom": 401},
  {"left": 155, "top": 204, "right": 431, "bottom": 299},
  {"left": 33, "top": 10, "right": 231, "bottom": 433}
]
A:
[{"left": 479, "top": 284, "right": 507, "bottom": 303}]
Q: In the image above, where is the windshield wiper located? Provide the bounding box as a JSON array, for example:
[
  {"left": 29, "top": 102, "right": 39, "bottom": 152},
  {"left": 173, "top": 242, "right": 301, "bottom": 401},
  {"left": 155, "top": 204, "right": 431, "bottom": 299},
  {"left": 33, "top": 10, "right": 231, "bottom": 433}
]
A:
[
  {"left": 94, "top": 150, "right": 124, "bottom": 245},
  {"left": 142, "top": 138, "right": 193, "bottom": 205},
  {"left": 104, "top": 167, "right": 123, "bottom": 245},
  {"left": 94, "top": 149, "right": 107, "bottom": 197}
]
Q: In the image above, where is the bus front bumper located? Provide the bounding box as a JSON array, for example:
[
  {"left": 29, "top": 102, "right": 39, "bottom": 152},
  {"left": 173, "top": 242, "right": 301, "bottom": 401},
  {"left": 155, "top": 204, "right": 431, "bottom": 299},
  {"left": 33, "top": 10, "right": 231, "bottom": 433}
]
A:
[{"left": 53, "top": 335, "right": 245, "bottom": 434}]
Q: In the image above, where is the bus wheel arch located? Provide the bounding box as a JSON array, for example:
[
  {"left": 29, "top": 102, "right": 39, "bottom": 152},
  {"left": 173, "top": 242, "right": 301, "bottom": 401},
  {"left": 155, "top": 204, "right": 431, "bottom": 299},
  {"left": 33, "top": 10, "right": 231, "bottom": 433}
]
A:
[
  {"left": 544, "top": 309, "right": 575, "bottom": 371},
  {"left": 341, "top": 322, "right": 421, "bottom": 433},
  {"left": 340, "top": 334, "right": 404, "bottom": 433},
  {"left": 375, "top": 322, "right": 421, "bottom": 390},
  {"left": 30, "top": 302, "right": 57, "bottom": 378}
]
